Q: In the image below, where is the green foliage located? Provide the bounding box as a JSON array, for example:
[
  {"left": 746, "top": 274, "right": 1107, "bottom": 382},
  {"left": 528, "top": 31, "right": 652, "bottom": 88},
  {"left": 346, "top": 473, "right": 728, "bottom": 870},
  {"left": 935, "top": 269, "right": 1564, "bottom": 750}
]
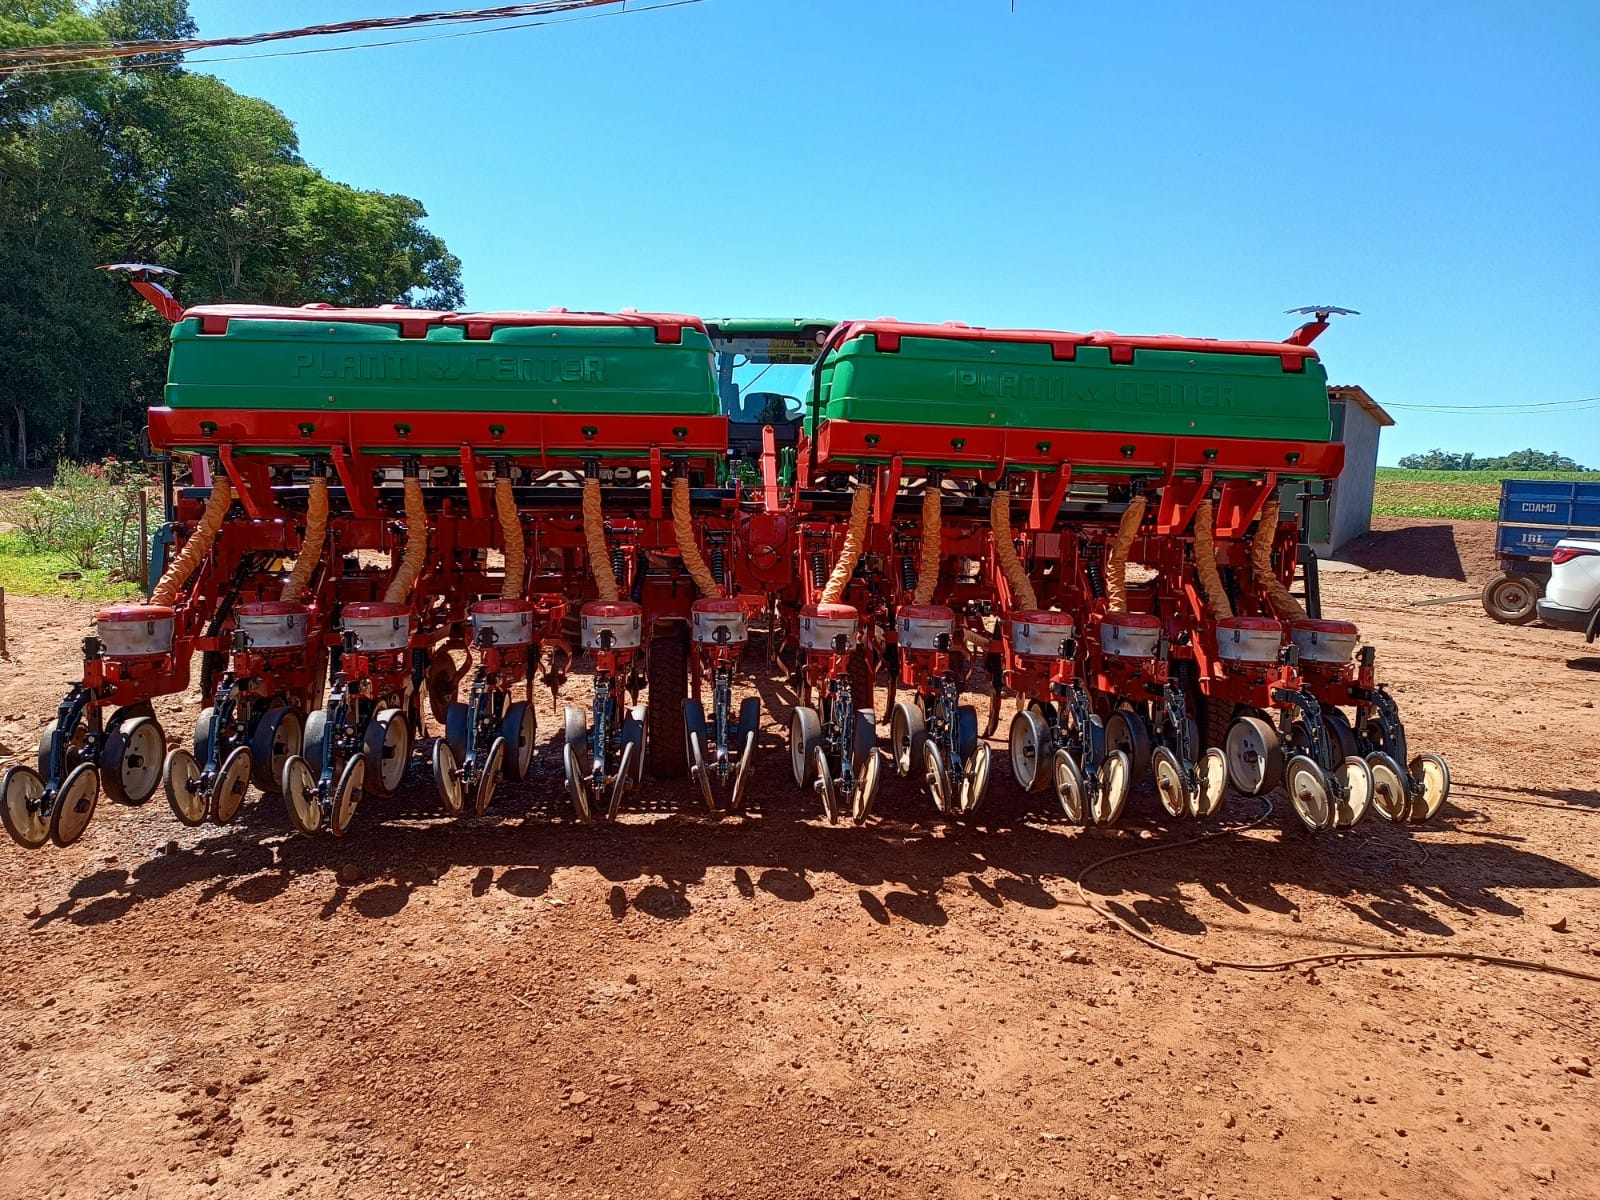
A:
[
  {"left": 12, "top": 456, "right": 149, "bottom": 573},
  {"left": 0, "top": 0, "right": 465, "bottom": 470},
  {"left": 1376, "top": 467, "right": 1600, "bottom": 484},
  {"left": 1395, "top": 448, "right": 1592, "bottom": 472},
  {"left": 0, "top": 530, "right": 141, "bottom": 600},
  {"left": 1371, "top": 499, "right": 1499, "bottom": 521}
]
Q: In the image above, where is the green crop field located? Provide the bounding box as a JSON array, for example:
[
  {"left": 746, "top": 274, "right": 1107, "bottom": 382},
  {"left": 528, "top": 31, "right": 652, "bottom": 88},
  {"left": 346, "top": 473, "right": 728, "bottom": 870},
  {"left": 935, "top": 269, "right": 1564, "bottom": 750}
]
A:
[
  {"left": 0, "top": 533, "right": 141, "bottom": 602},
  {"left": 1372, "top": 467, "right": 1600, "bottom": 521}
]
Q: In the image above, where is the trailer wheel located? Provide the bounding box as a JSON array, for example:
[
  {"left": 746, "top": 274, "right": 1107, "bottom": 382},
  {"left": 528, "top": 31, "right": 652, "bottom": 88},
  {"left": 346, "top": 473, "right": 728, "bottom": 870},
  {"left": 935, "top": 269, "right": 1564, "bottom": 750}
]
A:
[
  {"left": 1481, "top": 572, "right": 1540, "bottom": 625},
  {"left": 647, "top": 628, "right": 689, "bottom": 779}
]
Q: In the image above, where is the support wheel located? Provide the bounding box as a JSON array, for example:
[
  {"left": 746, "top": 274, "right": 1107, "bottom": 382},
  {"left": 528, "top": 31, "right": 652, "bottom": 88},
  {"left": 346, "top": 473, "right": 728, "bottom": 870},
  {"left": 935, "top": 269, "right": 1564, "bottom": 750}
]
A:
[
  {"left": 790, "top": 706, "right": 822, "bottom": 788},
  {"left": 302, "top": 708, "right": 328, "bottom": 779},
  {"left": 101, "top": 716, "right": 165, "bottom": 806},
  {"left": 954, "top": 742, "right": 991, "bottom": 816},
  {"left": 1408, "top": 753, "right": 1450, "bottom": 822},
  {"left": 281, "top": 756, "right": 321, "bottom": 836},
  {"left": 1367, "top": 752, "right": 1408, "bottom": 821},
  {"left": 1106, "top": 707, "right": 1153, "bottom": 782},
  {"left": 1481, "top": 571, "right": 1541, "bottom": 625},
  {"left": 1196, "top": 748, "right": 1228, "bottom": 818},
  {"left": 329, "top": 755, "right": 366, "bottom": 837},
  {"left": 1052, "top": 749, "right": 1086, "bottom": 823},
  {"left": 250, "top": 707, "right": 303, "bottom": 794},
  {"left": 1332, "top": 756, "right": 1373, "bottom": 828},
  {"left": 1009, "top": 709, "right": 1050, "bottom": 794},
  {"left": 363, "top": 708, "right": 410, "bottom": 797},
  {"left": 475, "top": 736, "right": 506, "bottom": 816},
  {"left": 1225, "top": 715, "right": 1283, "bottom": 796},
  {"left": 163, "top": 748, "right": 207, "bottom": 827},
  {"left": 1, "top": 765, "right": 49, "bottom": 849},
  {"left": 1091, "top": 750, "right": 1130, "bottom": 825},
  {"left": 501, "top": 701, "right": 536, "bottom": 782},
  {"left": 562, "top": 741, "right": 595, "bottom": 824},
  {"left": 50, "top": 763, "right": 101, "bottom": 847},
  {"left": 922, "top": 740, "right": 950, "bottom": 814},
  {"left": 1285, "top": 754, "right": 1332, "bottom": 832},
  {"left": 890, "top": 701, "right": 926, "bottom": 780},
  {"left": 1152, "top": 745, "right": 1191, "bottom": 818},
  {"left": 432, "top": 738, "right": 464, "bottom": 816},
  {"left": 211, "top": 746, "right": 252, "bottom": 825}
]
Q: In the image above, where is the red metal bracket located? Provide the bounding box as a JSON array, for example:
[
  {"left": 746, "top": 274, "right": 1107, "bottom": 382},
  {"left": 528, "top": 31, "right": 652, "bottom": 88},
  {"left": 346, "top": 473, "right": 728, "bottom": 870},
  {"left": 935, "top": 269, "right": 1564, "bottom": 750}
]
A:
[
  {"left": 1156, "top": 468, "right": 1215, "bottom": 535},
  {"left": 1028, "top": 465, "right": 1072, "bottom": 532},
  {"left": 649, "top": 447, "right": 663, "bottom": 521},
  {"left": 761, "top": 424, "right": 781, "bottom": 514},
  {"left": 1214, "top": 472, "right": 1280, "bottom": 538},
  {"left": 330, "top": 445, "right": 379, "bottom": 520},
  {"left": 459, "top": 447, "right": 489, "bottom": 520},
  {"left": 216, "top": 446, "right": 281, "bottom": 520},
  {"left": 875, "top": 455, "right": 903, "bottom": 527}
]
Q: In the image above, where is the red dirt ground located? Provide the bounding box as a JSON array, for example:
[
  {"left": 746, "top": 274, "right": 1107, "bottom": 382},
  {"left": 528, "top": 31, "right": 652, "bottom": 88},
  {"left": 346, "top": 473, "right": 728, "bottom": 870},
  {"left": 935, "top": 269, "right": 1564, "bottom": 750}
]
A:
[{"left": 2, "top": 518, "right": 1597, "bottom": 1200}]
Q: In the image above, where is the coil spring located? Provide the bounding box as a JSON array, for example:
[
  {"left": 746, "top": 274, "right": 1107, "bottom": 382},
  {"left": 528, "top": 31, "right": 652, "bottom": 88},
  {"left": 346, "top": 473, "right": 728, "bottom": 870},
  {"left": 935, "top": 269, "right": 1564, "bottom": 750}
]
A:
[
  {"left": 1085, "top": 560, "right": 1105, "bottom": 599},
  {"left": 900, "top": 555, "right": 916, "bottom": 591},
  {"left": 611, "top": 548, "right": 627, "bottom": 584},
  {"left": 811, "top": 550, "right": 827, "bottom": 588},
  {"left": 710, "top": 546, "right": 726, "bottom": 588}
]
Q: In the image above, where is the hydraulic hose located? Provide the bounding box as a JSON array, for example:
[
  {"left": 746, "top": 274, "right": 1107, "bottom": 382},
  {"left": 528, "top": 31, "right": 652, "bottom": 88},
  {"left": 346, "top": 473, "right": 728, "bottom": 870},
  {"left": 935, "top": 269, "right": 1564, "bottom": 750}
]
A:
[
  {"left": 281, "top": 475, "right": 328, "bottom": 605},
  {"left": 1105, "top": 495, "right": 1147, "bottom": 615},
  {"left": 671, "top": 476, "right": 722, "bottom": 599},
  {"left": 990, "top": 488, "right": 1038, "bottom": 612},
  {"left": 1192, "top": 498, "right": 1234, "bottom": 620},
  {"left": 819, "top": 484, "right": 871, "bottom": 605},
  {"left": 913, "top": 485, "right": 941, "bottom": 605},
  {"left": 1250, "top": 497, "right": 1307, "bottom": 620},
  {"left": 382, "top": 473, "right": 428, "bottom": 605},
  {"left": 151, "top": 473, "right": 232, "bottom": 606},
  {"left": 582, "top": 477, "right": 619, "bottom": 602},
  {"left": 496, "top": 474, "right": 525, "bottom": 601}
]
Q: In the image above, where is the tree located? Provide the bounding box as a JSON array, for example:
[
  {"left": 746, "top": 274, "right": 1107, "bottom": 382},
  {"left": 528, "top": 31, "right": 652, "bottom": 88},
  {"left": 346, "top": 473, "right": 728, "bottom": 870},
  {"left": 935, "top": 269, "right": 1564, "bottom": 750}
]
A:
[
  {"left": 1395, "top": 447, "right": 1590, "bottom": 472},
  {"left": 0, "top": 0, "right": 465, "bottom": 469}
]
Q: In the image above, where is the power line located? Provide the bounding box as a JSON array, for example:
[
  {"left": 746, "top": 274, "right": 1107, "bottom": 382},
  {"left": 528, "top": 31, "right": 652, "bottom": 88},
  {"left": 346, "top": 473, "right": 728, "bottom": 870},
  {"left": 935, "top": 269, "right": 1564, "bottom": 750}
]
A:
[
  {"left": 0, "top": 0, "right": 702, "bottom": 79},
  {"left": 1384, "top": 395, "right": 1600, "bottom": 413},
  {"left": 0, "top": 1, "right": 653, "bottom": 74}
]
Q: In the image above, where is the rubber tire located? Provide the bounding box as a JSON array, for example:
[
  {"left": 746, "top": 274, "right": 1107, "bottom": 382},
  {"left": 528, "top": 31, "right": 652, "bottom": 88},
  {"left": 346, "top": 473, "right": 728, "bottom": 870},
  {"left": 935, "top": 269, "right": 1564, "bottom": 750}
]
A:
[
  {"left": 500, "top": 701, "right": 536, "bottom": 782},
  {"left": 646, "top": 629, "right": 689, "bottom": 779},
  {"left": 1481, "top": 571, "right": 1541, "bottom": 625}
]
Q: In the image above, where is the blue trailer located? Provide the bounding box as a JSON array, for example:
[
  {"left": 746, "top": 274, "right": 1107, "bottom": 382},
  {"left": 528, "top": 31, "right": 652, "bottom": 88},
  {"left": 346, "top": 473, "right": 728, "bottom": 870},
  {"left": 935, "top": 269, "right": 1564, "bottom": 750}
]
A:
[{"left": 1483, "top": 479, "right": 1600, "bottom": 623}]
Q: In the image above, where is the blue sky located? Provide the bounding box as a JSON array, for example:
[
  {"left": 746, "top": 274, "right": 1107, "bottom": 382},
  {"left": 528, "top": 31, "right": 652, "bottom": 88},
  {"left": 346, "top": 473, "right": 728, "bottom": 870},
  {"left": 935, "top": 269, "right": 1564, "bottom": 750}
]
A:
[{"left": 184, "top": 0, "right": 1599, "bottom": 466}]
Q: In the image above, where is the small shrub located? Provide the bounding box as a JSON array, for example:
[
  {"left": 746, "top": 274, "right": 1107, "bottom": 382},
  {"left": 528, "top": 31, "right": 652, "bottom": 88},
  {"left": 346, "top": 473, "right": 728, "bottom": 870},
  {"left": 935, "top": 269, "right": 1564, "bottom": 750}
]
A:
[{"left": 12, "top": 458, "right": 153, "bottom": 577}]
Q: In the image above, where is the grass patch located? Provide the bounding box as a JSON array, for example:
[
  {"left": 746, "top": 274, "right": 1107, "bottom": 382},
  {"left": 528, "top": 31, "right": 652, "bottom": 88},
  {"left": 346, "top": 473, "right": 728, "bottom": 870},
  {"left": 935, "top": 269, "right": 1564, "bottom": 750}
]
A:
[
  {"left": 1373, "top": 501, "right": 1499, "bottom": 521},
  {"left": 1376, "top": 467, "right": 1600, "bottom": 484},
  {"left": 0, "top": 533, "right": 142, "bottom": 602}
]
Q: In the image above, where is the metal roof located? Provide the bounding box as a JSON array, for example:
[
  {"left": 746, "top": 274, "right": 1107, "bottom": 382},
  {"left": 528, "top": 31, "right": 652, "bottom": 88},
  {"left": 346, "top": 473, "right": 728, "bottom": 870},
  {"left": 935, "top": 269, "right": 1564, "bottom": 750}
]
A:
[{"left": 1328, "top": 383, "right": 1394, "bottom": 428}]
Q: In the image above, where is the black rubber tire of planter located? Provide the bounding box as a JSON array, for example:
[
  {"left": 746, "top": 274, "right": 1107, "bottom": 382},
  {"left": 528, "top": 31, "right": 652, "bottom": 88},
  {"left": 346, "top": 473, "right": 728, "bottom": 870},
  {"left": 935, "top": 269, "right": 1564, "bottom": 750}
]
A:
[
  {"left": 1480, "top": 571, "right": 1541, "bottom": 625},
  {"left": 646, "top": 628, "right": 690, "bottom": 778}
]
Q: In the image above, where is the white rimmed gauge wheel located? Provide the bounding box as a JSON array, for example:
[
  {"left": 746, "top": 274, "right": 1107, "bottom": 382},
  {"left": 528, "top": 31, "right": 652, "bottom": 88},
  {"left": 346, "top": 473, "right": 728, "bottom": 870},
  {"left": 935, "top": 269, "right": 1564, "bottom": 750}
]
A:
[
  {"left": 250, "top": 707, "right": 303, "bottom": 794},
  {"left": 101, "top": 716, "right": 164, "bottom": 806},
  {"left": 1, "top": 765, "right": 49, "bottom": 849},
  {"left": 849, "top": 710, "right": 879, "bottom": 819},
  {"left": 432, "top": 738, "right": 464, "bottom": 816},
  {"left": 729, "top": 730, "right": 756, "bottom": 812},
  {"left": 364, "top": 708, "right": 410, "bottom": 797},
  {"left": 1408, "top": 753, "right": 1450, "bottom": 822},
  {"left": 1225, "top": 715, "right": 1283, "bottom": 796},
  {"left": 1092, "top": 750, "right": 1131, "bottom": 825},
  {"left": 1366, "top": 752, "right": 1408, "bottom": 822},
  {"left": 688, "top": 729, "right": 716, "bottom": 811},
  {"left": 1285, "top": 754, "right": 1332, "bottom": 833},
  {"left": 281, "top": 755, "right": 321, "bottom": 836},
  {"left": 1009, "top": 708, "right": 1049, "bottom": 794},
  {"left": 475, "top": 736, "right": 505, "bottom": 817},
  {"left": 562, "top": 741, "right": 594, "bottom": 824},
  {"left": 890, "top": 701, "right": 925, "bottom": 780},
  {"left": 954, "top": 742, "right": 992, "bottom": 816},
  {"left": 211, "top": 746, "right": 252, "bottom": 825},
  {"left": 329, "top": 755, "right": 366, "bottom": 838},
  {"left": 1195, "top": 748, "right": 1228, "bottom": 818},
  {"left": 923, "top": 740, "right": 950, "bottom": 814},
  {"left": 790, "top": 706, "right": 821, "bottom": 789},
  {"left": 50, "top": 763, "right": 101, "bottom": 847},
  {"left": 852, "top": 747, "right": 882, "bottom": 825},
  {"left": 163, "top": 748, "right": 207, "bottom": 828},
  {"left": 814, "top": 746, "right": 839, "bottom": 824},
  {"left": 1105, "top": 708, "right": 1153, "bottom": 783},
  {"left": 1052, "top": 748, "right": 1086, "bottom": 823},
  {"left": 1332, "top": 756, "right": 1374, "bottom": 828},
  {"left": 1152, "top": 745, "right": 1191, "bottom": 818}
]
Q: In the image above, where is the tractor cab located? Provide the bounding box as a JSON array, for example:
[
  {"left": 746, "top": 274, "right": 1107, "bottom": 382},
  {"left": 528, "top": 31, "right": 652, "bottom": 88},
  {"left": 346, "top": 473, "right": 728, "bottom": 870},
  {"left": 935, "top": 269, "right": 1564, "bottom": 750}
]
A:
[{"left": 706, "top": 319, "right": 833, "bottom": 459}]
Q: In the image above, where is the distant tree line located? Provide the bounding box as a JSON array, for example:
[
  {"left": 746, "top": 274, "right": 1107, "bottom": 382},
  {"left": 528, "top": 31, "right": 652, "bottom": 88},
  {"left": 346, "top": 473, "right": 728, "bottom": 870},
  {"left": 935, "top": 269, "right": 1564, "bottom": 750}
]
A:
[
  {"left": 1395, "top": 448, "right": 1592, "bottom": 472},
  {"left": 0, "top": 0, "right": 464, "bottom": 470}
]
